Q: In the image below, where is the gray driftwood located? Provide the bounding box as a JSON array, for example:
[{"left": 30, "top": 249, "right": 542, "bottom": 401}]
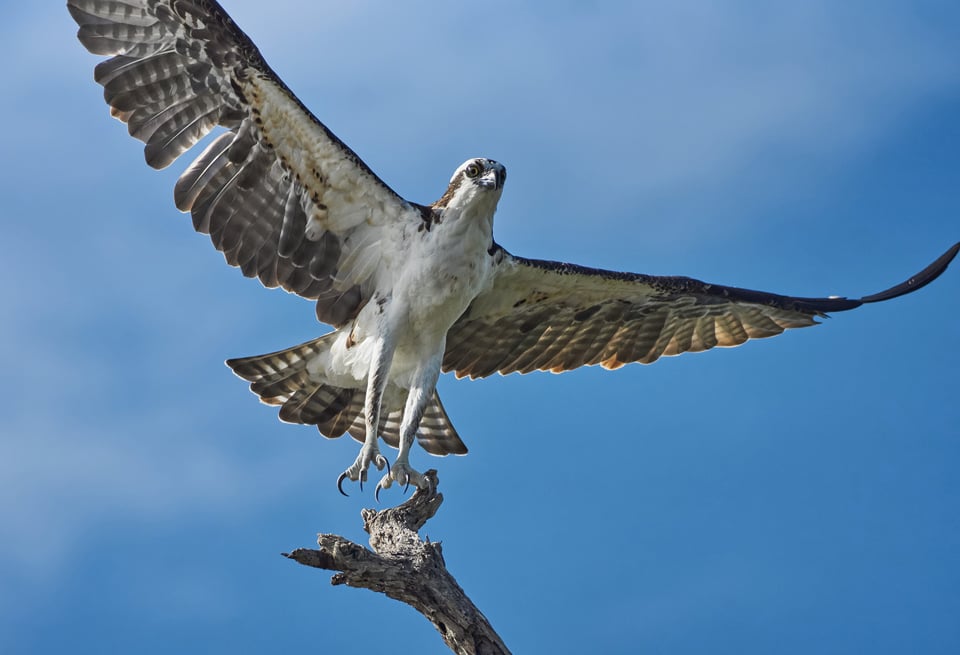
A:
[{"left": 284, "top": 470, "right": 510, "bottom": 655}]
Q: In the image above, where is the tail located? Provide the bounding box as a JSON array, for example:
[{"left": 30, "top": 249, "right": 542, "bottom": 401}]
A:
[{"left": 226, "top": 335, "right": 467, "bottom": 456}]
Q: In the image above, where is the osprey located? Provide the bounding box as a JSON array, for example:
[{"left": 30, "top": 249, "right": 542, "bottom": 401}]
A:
[{"left": 69, "top": 0, "right": 958, "bottom": 496}]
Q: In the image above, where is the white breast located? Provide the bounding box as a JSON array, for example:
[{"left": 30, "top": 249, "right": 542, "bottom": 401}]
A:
[{"left": 309, "top": 180, "right": 501, "bottom": 391}]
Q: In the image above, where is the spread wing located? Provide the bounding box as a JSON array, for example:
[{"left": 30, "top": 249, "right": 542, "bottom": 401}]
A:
[
  {"left": 442, "top": 243, "right": 960, "bottom": 379},
  {"left": 68, "top": 0, "right": 427, "bottom": 326}
]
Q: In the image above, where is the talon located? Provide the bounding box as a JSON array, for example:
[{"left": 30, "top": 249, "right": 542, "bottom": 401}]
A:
[
  {"left": 337, "top": 472, "right": 349, "bottom": 497},
  {"left": 382, "top": 457, "right": 391, "bottom": 476},
  {"left": 376, "top": 472, "right": 393, "bottom": 502},
  {"left": 403, "top": 479, "right": 410, "bottom": 495},
  {"left": 374, "top": 475, "right": 393, "bottom": 502}
]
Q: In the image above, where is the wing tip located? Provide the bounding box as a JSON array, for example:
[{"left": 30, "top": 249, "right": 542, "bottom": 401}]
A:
[{"left": 860, "top": 240, "right": 960, "bottom": 304}]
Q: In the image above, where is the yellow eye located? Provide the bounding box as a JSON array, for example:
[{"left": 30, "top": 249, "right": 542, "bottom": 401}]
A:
[{"left": 464, "top": 163, "right": 481, "bottom": 178}]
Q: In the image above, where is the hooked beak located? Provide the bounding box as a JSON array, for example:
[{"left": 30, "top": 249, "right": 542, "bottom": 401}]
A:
[{"left": 478, "top": 168, "right": 502, "bottom": 190}]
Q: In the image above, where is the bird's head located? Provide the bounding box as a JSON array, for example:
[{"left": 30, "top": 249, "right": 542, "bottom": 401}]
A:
[
  {"left": 450, "top": 157, "right": 506, "bottom": 191},
  {"left": 432, "top": 158, "right": 507, "bottom": 214}
]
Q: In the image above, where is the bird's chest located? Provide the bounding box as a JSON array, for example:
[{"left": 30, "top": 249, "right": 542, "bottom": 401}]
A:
[
  {"left": 343, "top": 207, "right": 496, "bottom": 381},
  {"left": 398, "top": 225, "right": 493, "bottom": 332}
]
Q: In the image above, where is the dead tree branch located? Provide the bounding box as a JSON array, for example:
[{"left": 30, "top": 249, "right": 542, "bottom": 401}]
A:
[{"left": 284, "top": 470, "right": 511, "bottom": 655}]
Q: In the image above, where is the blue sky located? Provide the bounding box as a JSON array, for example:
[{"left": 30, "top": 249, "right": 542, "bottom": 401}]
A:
[{"left": 3, "top": 2, "right": 959, "bottom": 653}]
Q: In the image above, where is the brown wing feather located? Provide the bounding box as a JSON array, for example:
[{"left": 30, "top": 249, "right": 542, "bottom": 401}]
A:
[
  {"left": 69, "top": 0, "right": 426, "bottom": 327},
  {"left": 443, "top": 244, "right": 960, "bottom": 379}
]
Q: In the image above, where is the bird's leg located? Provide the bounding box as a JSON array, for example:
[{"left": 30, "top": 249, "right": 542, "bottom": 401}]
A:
[
  {"left": 376, "top": 351, "right": 442, "bottom": 499},
  {"left": 337, "top": 332, "right": 395, "bottom": 496}
]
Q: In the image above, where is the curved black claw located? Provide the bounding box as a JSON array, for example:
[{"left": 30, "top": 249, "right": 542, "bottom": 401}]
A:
[
  {"left": 373, "top": 457, "right": 391, "bottom": 502},
  {"left": 337, "top": 472, "right": 349, "bottom": 497},
  {"left": 403, "top": 479, "right": 410, "bottom": 495}
]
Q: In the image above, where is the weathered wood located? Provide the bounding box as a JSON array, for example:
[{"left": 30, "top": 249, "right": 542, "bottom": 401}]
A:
[{"left": 284, "top": 470, "right": 511, "bottom": 655}]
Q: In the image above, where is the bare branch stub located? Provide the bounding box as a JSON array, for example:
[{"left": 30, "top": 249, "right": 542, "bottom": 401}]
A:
[{"left": 285, "top": 470, "right": 510, "bottom": 655}]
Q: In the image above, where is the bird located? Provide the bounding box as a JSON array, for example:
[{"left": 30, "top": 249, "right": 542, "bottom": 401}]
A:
[{"left": 68, "top": 0, "right": 958, "bottom": 497}]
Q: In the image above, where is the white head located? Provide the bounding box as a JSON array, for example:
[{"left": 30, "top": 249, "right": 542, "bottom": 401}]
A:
[
  {"left": 449, "top": 158, "right": 507, "bottom": 190},
  {"left": 433, "top": 157, "right": 507, "bottom": 212}
]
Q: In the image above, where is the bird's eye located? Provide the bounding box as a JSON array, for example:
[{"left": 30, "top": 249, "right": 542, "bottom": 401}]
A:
[{"left": 464, "top": 163, "right": 481, "bottom": 178}]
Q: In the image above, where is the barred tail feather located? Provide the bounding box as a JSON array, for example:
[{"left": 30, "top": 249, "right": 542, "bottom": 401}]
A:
[
  {"left": 226, "top": 335, "right": 468, "bottom": 455},
  {"left": 226, "top": 334, "right": 334, "bottom": 404},
  {"left": 225, "top": 333, "right": 362, "bottom": 439},
  {"left": 418, "top": 393, "right": 468, "bottom": 456}
]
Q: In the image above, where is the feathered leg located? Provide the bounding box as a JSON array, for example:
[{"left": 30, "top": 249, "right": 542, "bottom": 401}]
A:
[
  {"left": 376, "top": 350, "right": 443, "bottom": 497},
  {"left": 337, "top": 332, "right": 395, "bottom": 495}
]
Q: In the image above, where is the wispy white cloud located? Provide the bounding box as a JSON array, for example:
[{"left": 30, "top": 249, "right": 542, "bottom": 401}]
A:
[
  {"left": 0, "top": 230, "right": 323, "bottom": 594},
  {"left": 0, "top": 412, "right": 313, "bottom": 579}
]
